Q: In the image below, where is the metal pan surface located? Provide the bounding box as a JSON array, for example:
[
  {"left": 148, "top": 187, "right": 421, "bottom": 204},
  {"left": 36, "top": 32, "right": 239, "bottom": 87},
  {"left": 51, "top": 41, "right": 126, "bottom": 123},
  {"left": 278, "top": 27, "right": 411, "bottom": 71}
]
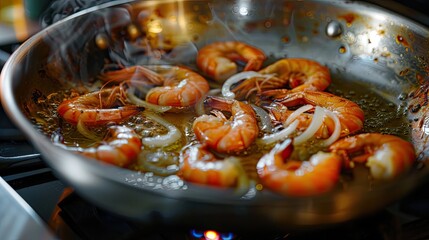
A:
[{"left": 2, "top": 0, "right": 429, "bottom": 230}]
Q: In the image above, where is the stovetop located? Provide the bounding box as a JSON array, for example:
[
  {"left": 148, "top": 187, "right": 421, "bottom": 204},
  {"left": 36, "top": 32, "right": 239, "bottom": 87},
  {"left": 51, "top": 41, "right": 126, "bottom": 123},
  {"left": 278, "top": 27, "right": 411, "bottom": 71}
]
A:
[{"left": 2, "top": 0, "right": 429, "bottom": 239}]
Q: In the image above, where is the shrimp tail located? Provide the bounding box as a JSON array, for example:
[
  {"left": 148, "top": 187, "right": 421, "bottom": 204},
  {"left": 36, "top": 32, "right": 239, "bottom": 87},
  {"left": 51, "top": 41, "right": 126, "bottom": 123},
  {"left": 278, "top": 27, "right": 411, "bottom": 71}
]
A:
[
  {"left": 244, "top": 58, "right": 264, "bottom": 71},
  {"left": 100, "top": 65, "right": 164, "bottom": 85},
  {"left": 204, "top": 95, "right": 235, "bottom": 112}
]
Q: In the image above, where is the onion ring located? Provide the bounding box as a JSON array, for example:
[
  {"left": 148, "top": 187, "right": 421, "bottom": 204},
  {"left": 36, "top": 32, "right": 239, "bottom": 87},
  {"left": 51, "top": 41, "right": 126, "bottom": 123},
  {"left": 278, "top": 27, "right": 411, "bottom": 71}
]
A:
[
  {"left": 76, "top": 119, "right": 102, "bottom": 141},
  {"left": 195, "top": 89, "right": 221, "bottom": 116},
  {"left": 257, "top": 120, "right": 299, "bottom": 145},
  {"left": 293, "top": 106, "right": 325, "bottom": 145},
  {"left": 320, "top": 109, "right": 341, "bottom": 147},
  {"left": 285, "top": 104, "right": 314, "bottom": 125},
  {"left": 222, "top": 71, "right": 268, "bottom": 99},
  {"left": 142, "top": 111, "right": 182, "bottom": 148},
  {"left": 126, "top": 88, "right": 172, "bottom": 113}
]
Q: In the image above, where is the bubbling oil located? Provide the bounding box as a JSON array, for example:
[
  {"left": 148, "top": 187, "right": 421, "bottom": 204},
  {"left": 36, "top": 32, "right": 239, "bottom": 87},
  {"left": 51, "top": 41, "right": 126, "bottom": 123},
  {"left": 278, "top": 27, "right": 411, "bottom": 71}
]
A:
[
  {"left": 28, "top": 73, "right": 412, "bottom": 193},
  {"left": 328, "top": 78, "right": 411, "bottom": 139}
]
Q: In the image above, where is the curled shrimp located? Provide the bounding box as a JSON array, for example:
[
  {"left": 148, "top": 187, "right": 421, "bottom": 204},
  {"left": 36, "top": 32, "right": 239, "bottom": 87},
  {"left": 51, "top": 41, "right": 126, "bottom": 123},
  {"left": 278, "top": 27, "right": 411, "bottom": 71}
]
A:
[
  {"left": 179, "top": 144, "right": 241, "bottom": 187},
  {"left": 257, "top": 139, "right": 342, "bottom": 196},
  {"left": 329, "top": 133, "right": 416, "bottom": 180},
  {"left": 57, "top": 86, "right": 140, "bottom": 125},
  {"left": 232, "top": 58, "right": 331, "bottom": 99},
  {"left": 197, "top": 41, "right": 266, "bottom": 82},
  {"left": 101, "top": 66, "right": 210, "bottom": 108},
  {"left": 193, "top": 96, "right": 259, "bottom": 154},
  {"left": 78, "top": 126, "right": 142, "bottom": 167},
  {"left": 264, "top": 90, "right": 365, "bottom": 138}
]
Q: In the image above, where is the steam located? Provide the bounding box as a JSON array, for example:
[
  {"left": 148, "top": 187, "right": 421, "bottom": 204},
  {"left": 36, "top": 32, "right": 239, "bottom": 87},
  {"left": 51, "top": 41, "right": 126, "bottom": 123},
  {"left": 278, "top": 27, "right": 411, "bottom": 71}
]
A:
[
  {"left": 43, "top": 5, "right": 133, "bottom": 84},
  {"left": 41, "top": 0, "right": 115, "bottom": 28},
  {"left": 40, "top": 0, "right": 288, "bottom": 87}
]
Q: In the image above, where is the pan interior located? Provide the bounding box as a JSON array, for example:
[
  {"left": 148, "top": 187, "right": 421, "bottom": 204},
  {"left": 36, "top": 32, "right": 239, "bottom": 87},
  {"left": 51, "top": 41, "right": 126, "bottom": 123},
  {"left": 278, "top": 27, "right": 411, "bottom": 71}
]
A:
[{"left": 2, "top": 0, "right": 429, "bottom": 228}]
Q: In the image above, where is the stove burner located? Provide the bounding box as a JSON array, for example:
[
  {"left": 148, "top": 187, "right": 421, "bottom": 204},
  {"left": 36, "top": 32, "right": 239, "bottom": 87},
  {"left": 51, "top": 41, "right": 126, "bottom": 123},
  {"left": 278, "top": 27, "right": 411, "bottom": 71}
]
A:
[
  {"left": 190, "top": 230, "right": 235, "bottom": 240},
  {"left": 45, "top": 187, "right": 429, "bottom": 240}
]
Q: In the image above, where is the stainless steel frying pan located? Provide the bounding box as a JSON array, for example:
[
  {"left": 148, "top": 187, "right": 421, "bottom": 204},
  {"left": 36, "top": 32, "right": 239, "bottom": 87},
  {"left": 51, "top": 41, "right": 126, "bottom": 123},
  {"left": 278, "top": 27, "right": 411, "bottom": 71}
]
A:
[{"left": 2, "top": 0, "right": 429, "bottom": 230}]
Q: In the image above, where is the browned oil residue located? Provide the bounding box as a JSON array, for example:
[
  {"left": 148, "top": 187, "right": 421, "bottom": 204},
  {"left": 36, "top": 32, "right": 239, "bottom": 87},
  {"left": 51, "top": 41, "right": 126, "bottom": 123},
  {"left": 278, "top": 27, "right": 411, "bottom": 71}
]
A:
[
  {"left": 339, "top": 46, "right": 347, "bottom": 54},
  {"left": 281, "top": 36, "right": 290, "bottom": 43},
  {"left": 416, "top": 73, "right": 424, "bottom": 85},
  {"left": 399, "top": 68, "right": 410, "bottom": 76},
  {"left": 338, "top": 13, "right": 358, "bottom": 27},
  {"left": 264, "top": 20, "right": 273, "bottom": 28},
  {"left": 282, "top": 17, "right": 290, "bottom": 26},
  {"left": 396, "top": 35, "right": 410, "bottom": 48},
  {"left": 373, "top": 58, "right": 379, "bottom": 63}
]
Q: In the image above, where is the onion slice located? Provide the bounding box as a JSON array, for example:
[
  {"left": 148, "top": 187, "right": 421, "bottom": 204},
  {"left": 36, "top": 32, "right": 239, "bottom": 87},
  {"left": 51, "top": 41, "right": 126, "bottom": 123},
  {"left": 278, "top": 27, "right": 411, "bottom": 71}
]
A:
[
  {"left": 222, "top": 71, "right": 269, "bottom": 99},
  {"left": 293, "top": 106, "right": 325, "bottom": 145},
  {"left": 142, "top": 111, "right": 182, "bottom": 148},
  {"left": 126, "top": 88, "right": 172, "bottom": 113},
  {"left": 285, "top": 104, "right": 314, "bottom": 125},
  {"left": 320, "top": 109, "right": 341, "bottom": 147},
  {"left": 76, "top": 119, "right": 102, "bottom": 141},
  {"left": 257, "top": 120, "right": 299, "bottom": 145},
  {"left": 195, "top": 89, "right": 221, "bottom": 116},
  {"left": 251, "top": 104, "right": 274, "bottom": 133}
]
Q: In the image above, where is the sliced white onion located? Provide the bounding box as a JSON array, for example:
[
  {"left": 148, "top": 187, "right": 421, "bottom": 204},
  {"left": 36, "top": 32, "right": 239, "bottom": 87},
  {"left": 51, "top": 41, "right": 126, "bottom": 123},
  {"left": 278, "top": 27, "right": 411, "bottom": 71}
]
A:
[
  {"left": 76, "top": 119, "right": 102, "bottom": 141},
  {"left": 195, "top": 89, "right": 221, "bottom": 116},
  {"left": 251, "top": 104, "right": 274, "bottom": 133},
  {"left": 293, "top": 106, "right": 325, "bottom": 145},
  {"left": 222, "top": 71, "right": 268, "bottom": 99},
  {"left": 285, "top": 104, "right": 314, "bottom": 126},
  {"left": 126, "top": 88, "right": 172, "bottom": 113},
  {"left": 142, "top": 111, "right": 182, "bottom": 148},
  {"left": 257, "top": 120, "right": 299, "bottom": 145},
  {"left": 320, "top": 109, "right": 341, "bottom": 147}
]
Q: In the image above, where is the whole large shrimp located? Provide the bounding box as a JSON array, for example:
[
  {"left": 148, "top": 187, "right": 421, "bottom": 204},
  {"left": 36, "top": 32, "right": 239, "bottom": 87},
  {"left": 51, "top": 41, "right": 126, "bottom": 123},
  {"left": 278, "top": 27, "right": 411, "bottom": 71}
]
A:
[
  {"left": 329, "top": 133, "right": 416, "bottom": 179},
  {"left": 264, "top": 90, "right": 365, "bottom": 138},
  {"left": 196, "top": 41, "right": 266, "bottom": 82},
  {"left": 57, "top": 86, "right": 140, "bottom": 125},
  {"left": 179, "top": 144, "right": 242, "bottom": 187},
  {"left": 257, "top": 139, "right": 342, "bottom": 196},
  {"left": 100, "top": 66, "right": 210, "bottom": 108},
  {"left": 231, "top": 58, "right": 331, "bottom": 99},
  {"left": 193, "top": 96, "right": 259, "bottom": 154}
]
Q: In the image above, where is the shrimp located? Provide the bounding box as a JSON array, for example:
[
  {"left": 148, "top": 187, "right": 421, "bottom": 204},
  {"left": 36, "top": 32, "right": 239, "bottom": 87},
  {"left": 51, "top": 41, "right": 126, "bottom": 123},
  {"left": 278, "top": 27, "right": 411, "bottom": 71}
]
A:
[
  {"left": 78, "top": 126, "right": 142, "bottom": 167},
  {"left": 329, "top": 133, "right": 416, "bottom": 180},
  {"left": 263, "top": 90, "right": 365, "bottom": 138},
  {"left": 179, "top": 144, "right": 241, "bottom": 187},
  {"left": 267, "top": 103, "right": 316, "bottom": 134},
  {"left": 57, "top": 86, "right": 140, "bottom": 125},
  {"left": 100, "top": 66, "right": 210, "bottom": 108},
  {"left": 256, "top": 139, "right": 342, "bottom": 196},
  {"left": 193, "top": 96, "right": 259, "bottom": 153},
  {"left": 196, "top": 41, "right": 266, "bottom": 82},
  {"left": 232, "top": 58, "right": 331, "bottom": 99}
]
